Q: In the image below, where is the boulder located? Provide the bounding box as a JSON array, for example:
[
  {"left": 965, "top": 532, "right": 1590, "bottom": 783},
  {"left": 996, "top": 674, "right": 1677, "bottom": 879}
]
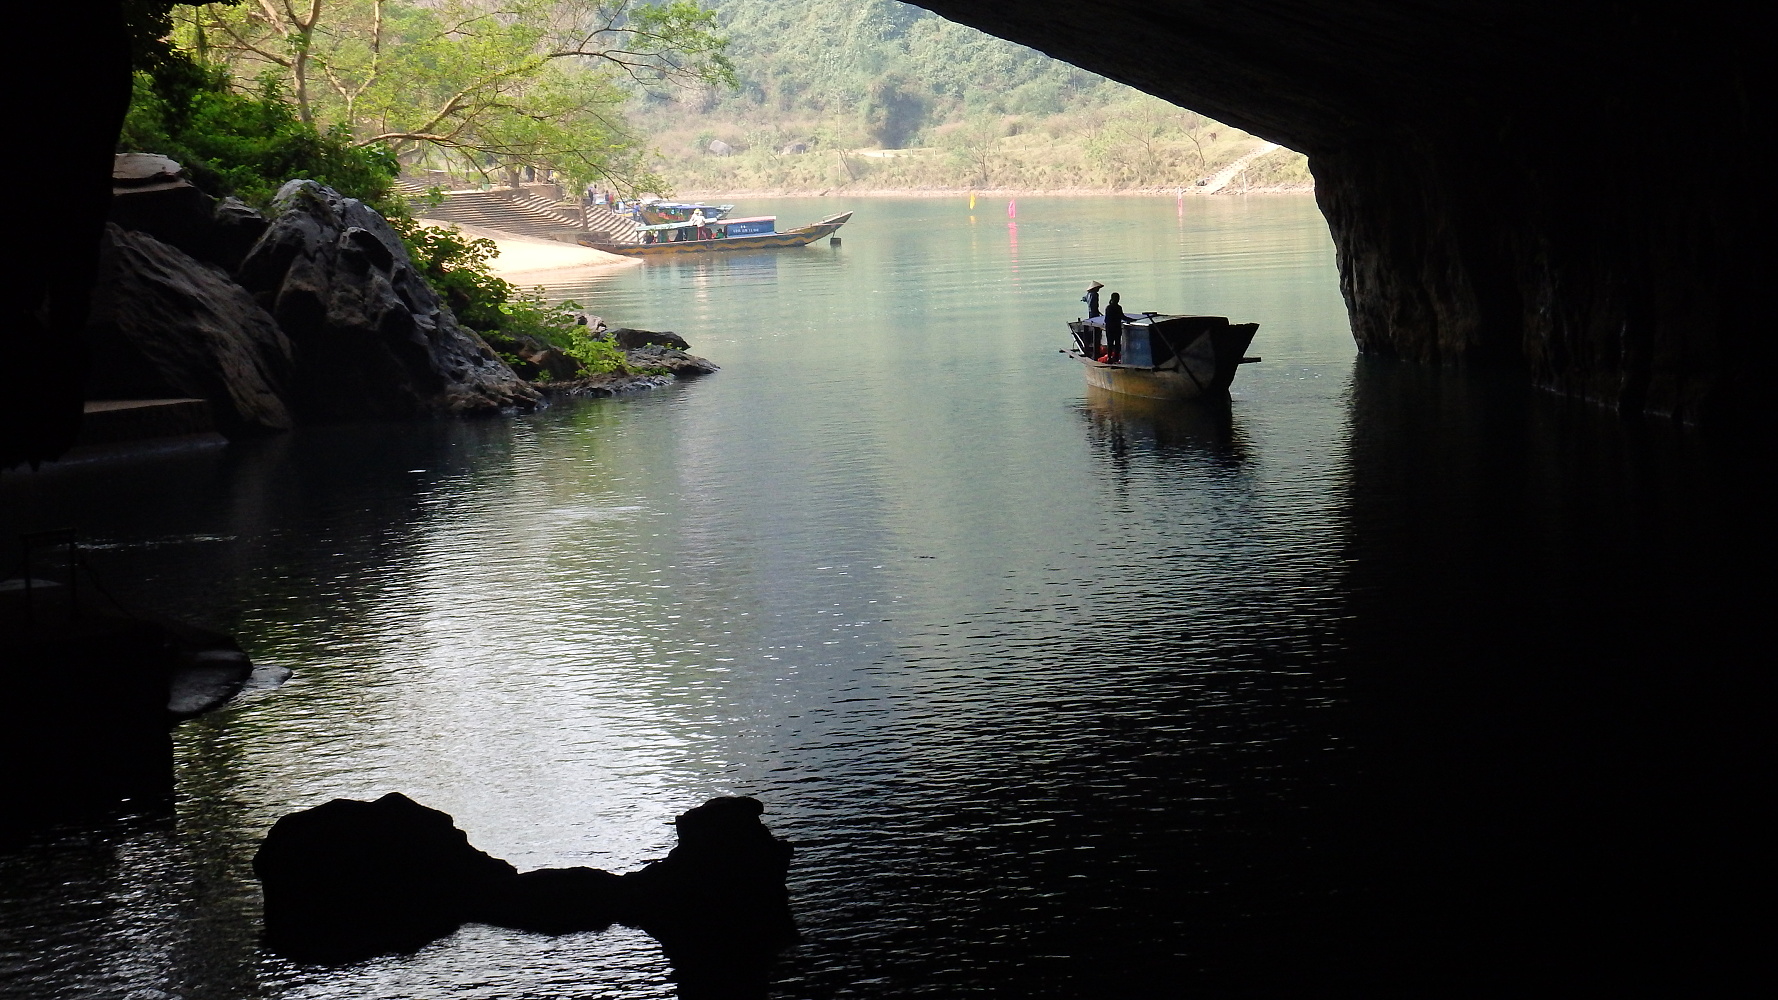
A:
[
  {"left": 609, "top": 327, "right": 691, "bottom": 351},
  {"left": 207, "top": 197, "right": 272, "bottom": 272},
  {"left": 84, "top": 224, "right": 294, "bottom": 436},
  {"left": 108, "top": 154, "right": 268, "bottom": 272},
  {"left": 626, "top": 345, "right": 720, "bottom": 378},
  {"left": 255, "top": 794, "right": 796, "bottom": 973},
  {"left": 622, "top": 796, "right": 796, "bottom": 944},
  {"left": 1, "top": 588, "right": 259, "bottom": 827},
  {"left": 483, "top": 330, "right": 583, "bottom": 383},
  {"left": 237, "top": 180, "right": 539, "bottom": 421},
  {"left": 255, "top": 792, "right": 520, "bottom": 961}
]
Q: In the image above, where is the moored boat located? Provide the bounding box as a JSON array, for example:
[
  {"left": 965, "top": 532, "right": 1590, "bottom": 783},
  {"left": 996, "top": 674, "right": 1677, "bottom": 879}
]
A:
[
  {"left": 582, "top": 212, "right": 853, "bottom": 257},
  {"left": 1065, "top": 313, "right": 1260, "bottom": 400}
]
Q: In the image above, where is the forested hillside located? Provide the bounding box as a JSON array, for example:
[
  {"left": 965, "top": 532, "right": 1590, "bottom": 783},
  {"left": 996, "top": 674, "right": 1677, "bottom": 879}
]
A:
[{"left": 636, "top": 0, "right": 1310, "bottom": 193}]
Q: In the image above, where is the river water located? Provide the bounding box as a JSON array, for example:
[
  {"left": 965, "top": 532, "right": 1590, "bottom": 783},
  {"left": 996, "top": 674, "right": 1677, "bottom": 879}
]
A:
[{"left": 0, "top": 196, "right": 1762, "bottom": 997}]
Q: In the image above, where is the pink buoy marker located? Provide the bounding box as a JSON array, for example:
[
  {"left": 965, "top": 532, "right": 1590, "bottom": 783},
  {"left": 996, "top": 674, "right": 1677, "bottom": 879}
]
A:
[{"left": 1007, "top": 198, "right": 1017, "bottom": 218}]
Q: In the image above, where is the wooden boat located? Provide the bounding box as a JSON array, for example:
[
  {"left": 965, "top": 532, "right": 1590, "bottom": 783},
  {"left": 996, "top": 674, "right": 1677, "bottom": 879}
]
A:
[
  {"left": 1065, "top": 313, "right": 1260, "bottom": 400},
  {"left": 582, "top": 212, "right": 853, "bottom": 257},
  {"left": 637, "top": 201, "right": 735, "bottom": 225}
]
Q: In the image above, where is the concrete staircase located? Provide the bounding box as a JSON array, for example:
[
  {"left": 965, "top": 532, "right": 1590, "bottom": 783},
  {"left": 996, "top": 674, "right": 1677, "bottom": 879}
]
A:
[
  {"left": 399, "top": 180, "right": 644, "bottom": 243},
  {"left": 580, "top": 203, "right": 643, "bottom": 243},
  {"left": 408, "top": 185, "right": 585, "bottom": 241}
]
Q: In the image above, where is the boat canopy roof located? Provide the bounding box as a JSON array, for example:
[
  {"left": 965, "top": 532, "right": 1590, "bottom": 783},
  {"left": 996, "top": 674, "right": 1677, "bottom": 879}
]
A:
[{"left": 636, "top": 215, "right": 772, "bottom": 233}]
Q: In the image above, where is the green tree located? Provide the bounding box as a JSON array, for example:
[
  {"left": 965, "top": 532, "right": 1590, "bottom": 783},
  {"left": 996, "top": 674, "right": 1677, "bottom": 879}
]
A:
[
  {"left": 121, "top": 52, "right": 400, "bottom": 212},
  {"left": 942, "top": 114, "right": 1003, "bottom": 187},
  {"left": 188, "top": 0, "right": 733, "bottom": 189}
]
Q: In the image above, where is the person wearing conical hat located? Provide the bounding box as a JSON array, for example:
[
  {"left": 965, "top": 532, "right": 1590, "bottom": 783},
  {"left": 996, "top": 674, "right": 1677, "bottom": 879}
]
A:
[{"left": 1082, "top": 281, "right": 1103, "bottom": 319}]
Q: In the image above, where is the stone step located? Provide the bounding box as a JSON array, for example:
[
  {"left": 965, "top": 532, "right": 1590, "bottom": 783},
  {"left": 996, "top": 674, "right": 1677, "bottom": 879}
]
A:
[{"left": 79, "top": 399, "right": 216, "bottom": 445}]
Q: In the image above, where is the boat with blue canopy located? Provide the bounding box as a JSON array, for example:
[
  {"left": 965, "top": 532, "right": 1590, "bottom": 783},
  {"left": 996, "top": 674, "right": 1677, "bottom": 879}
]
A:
[
  {"left": 584, "top": 212, "right": 853, "bottom": 256},
  {"left": 637, "top": 201, "right": 736, "bottom": 225}
]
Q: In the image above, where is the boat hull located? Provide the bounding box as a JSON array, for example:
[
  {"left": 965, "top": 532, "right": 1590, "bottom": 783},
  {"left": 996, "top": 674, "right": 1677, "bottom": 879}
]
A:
[
  {"left": 1079, "top": 360, "right": 1212, "bottom": 400},
  {"left": 1067, "top": 316, "right": 1258, "bottom": 400},
  {"left": 585, "top": 213, "right": 851, "bottom": 257}
]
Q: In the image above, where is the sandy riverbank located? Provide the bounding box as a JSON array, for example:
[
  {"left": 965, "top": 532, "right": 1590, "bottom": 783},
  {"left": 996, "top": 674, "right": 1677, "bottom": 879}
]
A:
[{"left": 416, "top": 219, "right": 640, "bottom": 281}]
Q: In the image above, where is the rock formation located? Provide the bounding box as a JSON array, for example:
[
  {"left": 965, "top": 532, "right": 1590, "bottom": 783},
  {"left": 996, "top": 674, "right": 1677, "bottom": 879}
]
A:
[
  {"left": 627, "top": 345, "right": 721, "bottom": 380},
  {"left": 609, "top": 327, "right": 692, "bottom": 352},
  {"left": 74, "top": 167, "right": 542, "bottom": 436},
  {"left": 84, "top": 224, "right": 295, "bottom": 436},
  {"left": 256, "top": 792, "right": 797, "bottom": 993},
  {"left": 2, "top": 2, "right": 130, "bottom": 469},
  {"left": 0, "top": 586, "right": 259, "bottom": 825},
  {"left": 915, "top": 1, "right": 1768, "bottom": 423},
  {"left": 109, "top": 153, "right": 269, "bottom": 272},
  {"left": 256, "top": 792, "right": 522, "bottom": 958},
  {"left": 237, "top": 180, "right": 539, "bottom": 421},
  {"left": 484, "top": 331, "right": 584, "bottom": 383}
]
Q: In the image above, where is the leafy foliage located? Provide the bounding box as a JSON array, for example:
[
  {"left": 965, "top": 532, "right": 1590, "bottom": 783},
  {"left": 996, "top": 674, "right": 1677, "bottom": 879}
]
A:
[
  {"left": 498, "top": 291, "right": 631, "bottom": 374},
  {"left": 661, "top": 0, "right": 1119, "bottom": 144},
  {"left": 120, "top": 53, "right": 400, "bottom": 212},
  {"left": 388, "top": 218, "right": 513, "bottom": 330},
  {"left": 632, "top": 0, "right": 1309, "bottom": 192},
  {"left": 186, "top": 0, "right": 733, "bottom": 191}
]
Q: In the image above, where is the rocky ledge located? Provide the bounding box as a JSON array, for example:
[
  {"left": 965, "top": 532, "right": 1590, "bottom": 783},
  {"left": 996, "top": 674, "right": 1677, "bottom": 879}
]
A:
[
  {"left": 537, "top": 336, "right": 721, "bottom": 399},
  {"left": 93, "top": 164, "right": 540, "bottom": 429}
]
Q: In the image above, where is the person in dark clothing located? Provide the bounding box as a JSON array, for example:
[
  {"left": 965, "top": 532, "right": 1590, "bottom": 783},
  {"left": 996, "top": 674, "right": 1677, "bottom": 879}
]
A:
[
  {"left": 1103, "top": 291, "right": 1126, "bottom": 362},
  {"left": 1082, "top": 281, "right": 1103, "bottom": 319}
]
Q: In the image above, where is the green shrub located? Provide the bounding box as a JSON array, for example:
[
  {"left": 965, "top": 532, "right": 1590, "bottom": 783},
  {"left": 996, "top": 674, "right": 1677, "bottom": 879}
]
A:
[
  {"left": 388, "top": 219, "right": 513, "bottom": 332},
  {"left": 498, "top": 289, "right": 631, "bottom": 375},
  {"left": 120, "top": 54, "right": 401, "bottom": 215}
]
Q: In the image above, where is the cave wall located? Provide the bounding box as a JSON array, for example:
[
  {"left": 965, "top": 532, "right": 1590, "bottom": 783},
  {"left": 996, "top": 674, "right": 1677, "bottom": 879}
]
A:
[
  {"left": 2, "top": 2, "right": 132, "bottom": 468},
  {"left": 917, "top": 1, "right": 1768, "bottom": 423}
]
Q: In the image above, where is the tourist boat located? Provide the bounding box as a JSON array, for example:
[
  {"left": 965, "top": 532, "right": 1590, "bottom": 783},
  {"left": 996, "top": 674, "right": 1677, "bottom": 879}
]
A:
[
  {"left": 583, "top": 212, "right": 854, "bottom": 257},
  {"left": 637, "top": 200, "right": 735, "bottom": 225},
  {"left": 1065, "top": 313, "right": 1261, "bottom": 400}
]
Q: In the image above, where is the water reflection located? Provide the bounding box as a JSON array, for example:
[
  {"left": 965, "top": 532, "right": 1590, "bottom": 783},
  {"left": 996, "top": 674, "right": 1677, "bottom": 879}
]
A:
[
  {"left": 636, "top": 250, "right": 784, "bottom": 286},
  {"left": 1229, "top": 358, "right": 1767, "bottom": 994},
  {"left": 3, "top": 197, "right": 1753, "bottom": 996},
  {"left": 1079, "top": 386, "right": 1245, "bottom": 462}
]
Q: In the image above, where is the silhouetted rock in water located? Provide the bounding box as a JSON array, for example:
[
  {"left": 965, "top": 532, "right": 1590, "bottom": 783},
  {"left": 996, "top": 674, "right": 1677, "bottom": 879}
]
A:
[
  {"left": 108, "top": 154, "right": 269, "bottom": 272},
  {"left": 236, "top": 180, "right": 539, "bottom": 422},
  {"left": 624, "top": 796, "right": 795, "bottom": 940},
  {"left": 255, "top": 793, "right": 796, "bottom": 991},
  {"left": 0, "top": 587, "right": 258, "bottom": 827},
  {"left": 477, "top": 866, "right": 626, "bottom": 934},
  {"left": 625, "top": 796, "right": 798, "bottom": 1000},
  {"left": 609, "top": 327, "right": 691, "bottom": 351},
  {"left": 84, "top": 224, "right": 295, "bottom": 436},
  {"left": 256, "top": 792, "right": 520, "bottom": 960}
]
